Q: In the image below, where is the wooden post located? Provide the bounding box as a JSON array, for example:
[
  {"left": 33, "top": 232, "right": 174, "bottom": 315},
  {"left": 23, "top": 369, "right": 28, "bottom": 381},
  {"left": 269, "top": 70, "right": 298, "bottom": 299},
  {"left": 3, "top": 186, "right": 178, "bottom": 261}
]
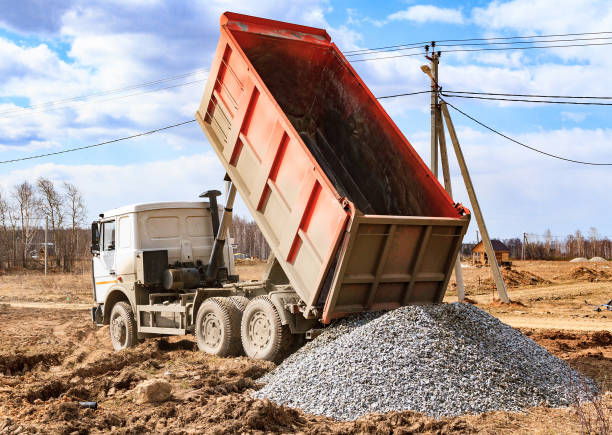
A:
[
  {"left": 44, "top": 216, "right": 48, "bottom": 276},
  {"left": 440, "top": 101, "right": 510, "bottom": 303},
  {"left": 429, "top": 51, "right": 439, "bottom": 177},
  {"left": 436, "top": 109, "right": 465, "bottom": 302}
]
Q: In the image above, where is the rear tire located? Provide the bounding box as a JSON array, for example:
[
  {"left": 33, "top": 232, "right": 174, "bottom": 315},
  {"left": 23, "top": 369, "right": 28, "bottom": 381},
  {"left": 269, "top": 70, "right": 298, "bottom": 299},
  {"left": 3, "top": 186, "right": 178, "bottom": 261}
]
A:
[
  {"left": 240, "top": 296, "right": 292, "bottom": 362},
  {"left": 109, "top": 301, "right": 138, "bottom": 351},
  {"left": 195, "top": 297, "right": 242, "bottom": 357}
]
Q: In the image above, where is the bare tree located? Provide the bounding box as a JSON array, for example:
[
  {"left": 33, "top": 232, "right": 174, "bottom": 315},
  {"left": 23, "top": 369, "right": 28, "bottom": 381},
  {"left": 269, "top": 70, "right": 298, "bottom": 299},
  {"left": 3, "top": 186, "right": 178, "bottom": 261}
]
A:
[
  {"left": 0, "top": 191, "right": 8, "bottom": 270},
  {"left": 63, "top": 182, "right": 86, "bottom": 271},
  {"left": 37, "top": 177, "right": 64, "bottom": 267},
  {"left": 13, "top": 181, "right": 39, "bottom": 267}
]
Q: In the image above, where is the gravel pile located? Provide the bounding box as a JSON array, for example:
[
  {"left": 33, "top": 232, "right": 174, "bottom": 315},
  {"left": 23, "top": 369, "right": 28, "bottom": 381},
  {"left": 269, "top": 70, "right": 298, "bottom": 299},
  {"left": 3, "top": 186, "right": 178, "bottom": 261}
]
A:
[{"left": 255, "top": 303, "right": 594, "bottom": 420}]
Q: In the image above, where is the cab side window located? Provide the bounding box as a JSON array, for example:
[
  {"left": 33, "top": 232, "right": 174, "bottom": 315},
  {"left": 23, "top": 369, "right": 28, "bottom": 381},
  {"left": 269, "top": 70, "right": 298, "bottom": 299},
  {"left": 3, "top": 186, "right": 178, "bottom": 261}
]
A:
[{"left": 102, "top": 221, "right": 116, "bottom": 251}]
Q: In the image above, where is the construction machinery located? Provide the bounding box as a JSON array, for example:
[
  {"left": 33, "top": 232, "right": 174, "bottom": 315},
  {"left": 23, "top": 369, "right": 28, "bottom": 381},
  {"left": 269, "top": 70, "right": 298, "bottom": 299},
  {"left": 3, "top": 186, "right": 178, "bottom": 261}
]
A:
[{"left": 90, "top": 12, "right": 470, "bottom": 362}]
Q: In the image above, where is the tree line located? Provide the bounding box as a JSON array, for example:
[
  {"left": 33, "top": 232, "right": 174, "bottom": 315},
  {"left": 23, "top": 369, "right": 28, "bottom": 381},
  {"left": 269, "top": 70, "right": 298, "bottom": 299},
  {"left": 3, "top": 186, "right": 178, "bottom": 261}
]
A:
[
  {"left": 0, "top": 178, "right": 87, "bottom": 272},
  {"left": 230, "top": 220, "right": 612, "bottom": 262},
  {"left": 230, "top": 215, "right": 271, "bottom": 260},
  {"left": 461, "top": 228, "right": 611, "bottom": 260}
]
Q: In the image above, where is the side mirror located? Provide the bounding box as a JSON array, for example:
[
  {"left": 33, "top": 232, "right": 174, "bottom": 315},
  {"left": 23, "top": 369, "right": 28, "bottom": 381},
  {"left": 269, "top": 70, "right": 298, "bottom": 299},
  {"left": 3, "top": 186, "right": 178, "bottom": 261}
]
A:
[{"left": 91, "top": 221, "right": 100, "bottom": 255}]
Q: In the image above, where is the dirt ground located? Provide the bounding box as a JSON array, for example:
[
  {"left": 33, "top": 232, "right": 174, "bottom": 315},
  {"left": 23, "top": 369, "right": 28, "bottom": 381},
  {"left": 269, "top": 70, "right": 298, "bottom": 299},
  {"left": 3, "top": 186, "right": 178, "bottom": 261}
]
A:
[{"left": 0, "top": 260, "right": 610, "bottom": 434}]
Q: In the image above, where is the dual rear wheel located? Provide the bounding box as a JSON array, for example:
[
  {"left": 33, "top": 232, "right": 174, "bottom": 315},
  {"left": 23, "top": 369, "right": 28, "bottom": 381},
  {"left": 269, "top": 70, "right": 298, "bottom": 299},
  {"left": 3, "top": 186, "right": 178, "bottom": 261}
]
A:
[{"left": 195, "top": 295, "right": 292, "bottom": 362}]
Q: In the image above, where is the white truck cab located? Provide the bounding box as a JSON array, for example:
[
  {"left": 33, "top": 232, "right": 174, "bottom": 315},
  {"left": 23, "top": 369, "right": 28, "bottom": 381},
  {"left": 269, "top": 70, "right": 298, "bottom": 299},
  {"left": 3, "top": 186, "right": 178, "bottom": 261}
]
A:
[{"left": 92, "top": 201, "right": 235, "bottom": 306}]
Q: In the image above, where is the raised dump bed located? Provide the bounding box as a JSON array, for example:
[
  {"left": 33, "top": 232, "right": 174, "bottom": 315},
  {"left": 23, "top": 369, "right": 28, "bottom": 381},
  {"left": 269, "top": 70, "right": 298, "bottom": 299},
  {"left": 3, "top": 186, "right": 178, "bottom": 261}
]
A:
[{"left": 196, "top": 12, "right": 470, "bottom": 323}]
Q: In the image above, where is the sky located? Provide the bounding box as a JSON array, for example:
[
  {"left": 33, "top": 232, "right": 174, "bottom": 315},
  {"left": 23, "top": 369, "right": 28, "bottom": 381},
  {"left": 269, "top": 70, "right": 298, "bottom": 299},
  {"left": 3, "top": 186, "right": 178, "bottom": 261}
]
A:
[{"left": 0, "top": 0, "right": 611, "bottom": 243}]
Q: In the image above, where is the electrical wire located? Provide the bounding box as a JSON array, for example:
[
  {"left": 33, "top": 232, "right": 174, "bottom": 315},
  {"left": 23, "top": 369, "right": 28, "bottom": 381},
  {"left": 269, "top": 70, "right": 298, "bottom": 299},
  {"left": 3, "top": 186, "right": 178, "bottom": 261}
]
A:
[
  {"left": 0, "top": 79, "right": 205, "bottom": 120},
  {"left": 441, "top": 93, "right": 612, "bottom": 106},
  {"left": 0, "top": 120, "right": 196, "bottom": 164},
  {"left": 343, "top": 30, "right": 612, "bottom": 55},
  {"left": 0, "top": 69, "right": 208, "bottom": 116},
  {"left": 441, "top": 98, "right": 612, "bottom": 166},
  {"left": 346, "top": 35, "right": 612, "bottom": 56},
  {"left": 351, "top": 41, "right": 612, "bottom": 62},
  {"left": 376, "top": 90, "right": 431, "bottom": 99},
  {"left": 443, "top": 90, "right": 612, "bottom": 100},
  {"left": 0, "top": 91, "right": 432, "bottom": 164}
]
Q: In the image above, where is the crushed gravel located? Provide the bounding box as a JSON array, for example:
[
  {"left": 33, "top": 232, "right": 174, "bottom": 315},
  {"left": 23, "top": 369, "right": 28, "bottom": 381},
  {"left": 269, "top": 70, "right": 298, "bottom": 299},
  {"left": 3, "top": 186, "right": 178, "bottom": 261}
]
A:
[{"left": 255, "top": 303, "right": 594, "bottom": 420}]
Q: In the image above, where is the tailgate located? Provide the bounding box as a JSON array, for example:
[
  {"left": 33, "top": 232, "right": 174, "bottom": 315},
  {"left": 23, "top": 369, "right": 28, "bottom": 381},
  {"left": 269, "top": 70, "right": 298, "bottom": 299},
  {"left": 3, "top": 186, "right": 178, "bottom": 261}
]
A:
[{"left": 322, "top": 214, "right": 470, "bottom": 323}]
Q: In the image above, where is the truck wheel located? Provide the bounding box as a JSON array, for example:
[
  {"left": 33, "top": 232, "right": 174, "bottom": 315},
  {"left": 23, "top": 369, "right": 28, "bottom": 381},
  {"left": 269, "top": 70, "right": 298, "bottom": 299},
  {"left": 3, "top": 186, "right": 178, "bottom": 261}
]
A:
[
  {"left": 195, "top": 297, "right": 242, "bottom": 357},
  {"left": 240, "top": 296, "right": 292, "bottom": 362},
  {"left": 109, "top": 301, "right": 138, "bottom": 351}
]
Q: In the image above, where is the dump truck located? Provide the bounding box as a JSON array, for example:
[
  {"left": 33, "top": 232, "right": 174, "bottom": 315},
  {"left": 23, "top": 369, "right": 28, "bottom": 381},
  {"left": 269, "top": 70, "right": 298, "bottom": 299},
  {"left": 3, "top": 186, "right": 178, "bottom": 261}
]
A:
[{"left": 90, "top": 12, "right": 470, "bottom": 362}]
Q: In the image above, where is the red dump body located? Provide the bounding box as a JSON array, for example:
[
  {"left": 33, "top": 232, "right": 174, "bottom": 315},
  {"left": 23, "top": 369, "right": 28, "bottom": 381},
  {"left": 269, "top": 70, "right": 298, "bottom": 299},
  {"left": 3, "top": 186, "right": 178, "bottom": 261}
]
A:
[{"left": 197, "top": 12, "right": 470, "bottom": 323}]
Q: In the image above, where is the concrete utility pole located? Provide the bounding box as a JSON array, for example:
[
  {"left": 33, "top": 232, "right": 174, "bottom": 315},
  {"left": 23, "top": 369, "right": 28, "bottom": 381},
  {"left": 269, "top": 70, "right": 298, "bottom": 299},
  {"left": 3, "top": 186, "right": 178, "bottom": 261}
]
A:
[
  {"left": 428, "top": 44, "right": 439, "bottom": 178},
  {"left": 440, "top": 102, "right": 510, "bottom": 303},
  {"left": 522, "top": 232, "right": 527, "bottom": 261},
  {"left": 44, "top": 216, "right": 48, "bottom": 276},
  {"left": 423, "top": 49, "right": 466, "bottom": 302}
]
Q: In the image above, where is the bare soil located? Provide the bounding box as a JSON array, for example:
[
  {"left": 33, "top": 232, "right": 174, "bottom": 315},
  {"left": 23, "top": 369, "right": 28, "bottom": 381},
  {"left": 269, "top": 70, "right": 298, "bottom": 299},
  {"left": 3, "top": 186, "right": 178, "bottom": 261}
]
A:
[{"left": 0, "top": 261, "right": 610, "bottom": 433}]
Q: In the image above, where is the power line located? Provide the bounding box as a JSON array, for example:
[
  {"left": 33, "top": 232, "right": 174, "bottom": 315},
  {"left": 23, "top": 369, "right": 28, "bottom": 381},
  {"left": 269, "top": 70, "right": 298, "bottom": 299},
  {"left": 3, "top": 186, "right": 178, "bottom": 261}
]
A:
[
  {"left": 343, "top": 30, "right": 612, "bottom": 55},
  {"left": 377, "top": 90, "right": 431, "bottom": 99},
  {"left": 0, "top": 91, "right": 432, "bottom": 164},
  {"left": 444, "top": 90, "right": 612, "bottom": 100},
  {"left": 0, "top": 120, "right": 196, "bottom": 164},
  {"left": 351, "top": 41, "right": 612, "bottom": 62},
  {"left": 441, "top": 98, "right": 612, "bottom": 166},
  {"left": 0, "top": 69, "right": 208, "bottom": 116},
  {"left": 441, "top": 93, "right": 612, "bottom": 106},
  {"left": 0, "top": 79, "right": 205, "bottom": 120},
  {"left": 346, "top": 35, "right": 612, "bottom": 56}
]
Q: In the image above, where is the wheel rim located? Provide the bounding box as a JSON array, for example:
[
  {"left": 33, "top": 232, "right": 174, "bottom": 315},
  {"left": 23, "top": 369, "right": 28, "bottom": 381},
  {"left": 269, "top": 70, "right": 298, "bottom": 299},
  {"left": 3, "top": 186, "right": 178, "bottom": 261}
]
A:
[
  {"left": 248, "top": 309, "right": 271, "bottom": 350},
  {"left": 201, "top": 312, "right": 223, "bottom": 350},
  {"left": 110, "top": 313, "right": 126, "bottom": 347}
]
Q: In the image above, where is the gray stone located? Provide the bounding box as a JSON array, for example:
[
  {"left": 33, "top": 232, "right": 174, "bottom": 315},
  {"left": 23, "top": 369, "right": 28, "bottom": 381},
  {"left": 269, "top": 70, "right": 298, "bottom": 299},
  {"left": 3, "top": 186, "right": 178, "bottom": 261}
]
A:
[{"left": 254, "top": 303, "right": 595, "bottom": 420}]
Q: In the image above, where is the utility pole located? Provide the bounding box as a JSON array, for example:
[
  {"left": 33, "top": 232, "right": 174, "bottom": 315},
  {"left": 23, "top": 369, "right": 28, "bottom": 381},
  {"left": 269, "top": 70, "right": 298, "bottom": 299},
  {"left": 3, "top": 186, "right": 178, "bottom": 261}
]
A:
[
  {"left": 44, "top": 216, "right": 48, "bottom": 276},
  {"left": 423, "top": 48, "right": 466, "bottom": 302},
  {"left": 440, "top": 102, "right": 510, "bottom": 303},
  {"left": 427, "top": 43, "right": 439, "bottom": 178},
  {"left": 522, "top": 232, "right": 527, "bottom": 261}
]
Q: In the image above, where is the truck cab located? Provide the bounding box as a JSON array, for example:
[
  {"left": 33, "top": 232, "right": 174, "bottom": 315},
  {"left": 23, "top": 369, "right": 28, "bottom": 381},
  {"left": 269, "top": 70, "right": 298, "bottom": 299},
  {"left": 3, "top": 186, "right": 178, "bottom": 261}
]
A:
[{"left": 91, "top": 200, "right": 236, "bottom": 347}]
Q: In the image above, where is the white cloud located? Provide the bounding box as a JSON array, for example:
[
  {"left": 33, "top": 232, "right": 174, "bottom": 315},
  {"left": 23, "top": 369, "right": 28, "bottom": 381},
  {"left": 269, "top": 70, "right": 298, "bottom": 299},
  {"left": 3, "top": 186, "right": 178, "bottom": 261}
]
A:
[
  {"left": 472, "top": 0, "right": 612, "bottom": 34},
  {"left": 0, "top": 153, "right": 238, "bottom": 221},
  {"left": 408, "top": 125, "right": 612, "bottom": 238},
  {"left": 389, "top": 5, "right": 465, "bottom": 24}
]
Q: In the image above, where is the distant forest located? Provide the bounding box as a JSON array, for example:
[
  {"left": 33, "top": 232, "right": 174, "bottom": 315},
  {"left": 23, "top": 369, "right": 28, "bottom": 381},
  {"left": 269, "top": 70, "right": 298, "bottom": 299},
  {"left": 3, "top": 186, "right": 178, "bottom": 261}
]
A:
[
  {"left": 460, "top": 228, "right": 611, "bottom": 260},
  {"left": 0, "top": 178, "right": 87, "bottom": 272}
]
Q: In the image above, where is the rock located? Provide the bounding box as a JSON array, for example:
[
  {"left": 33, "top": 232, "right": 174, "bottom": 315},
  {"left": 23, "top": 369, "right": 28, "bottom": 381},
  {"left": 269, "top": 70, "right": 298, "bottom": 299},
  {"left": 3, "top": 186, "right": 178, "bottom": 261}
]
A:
[{"left": 134, "top": 379, "right": 172, "bottom": 403}]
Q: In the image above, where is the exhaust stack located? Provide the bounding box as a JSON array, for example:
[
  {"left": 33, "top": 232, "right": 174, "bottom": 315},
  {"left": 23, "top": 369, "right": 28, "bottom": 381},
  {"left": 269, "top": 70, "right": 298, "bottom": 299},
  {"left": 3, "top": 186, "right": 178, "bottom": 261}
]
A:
[{"left": 205, "top": 183, "right": 237, "bottom": 284}]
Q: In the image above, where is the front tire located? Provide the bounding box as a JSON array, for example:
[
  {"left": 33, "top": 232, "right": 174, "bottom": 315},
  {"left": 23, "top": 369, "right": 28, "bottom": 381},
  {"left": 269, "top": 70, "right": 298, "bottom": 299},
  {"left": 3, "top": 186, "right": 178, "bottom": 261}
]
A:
[
  {"left": 109, "top": 301, "right": 138, "bottom": 351},
  {"left": 240, "top": 296, "right": 292, "bottom": 362},
  {"left": 195, "top": 297, "right": 242, "bottom": 357}
]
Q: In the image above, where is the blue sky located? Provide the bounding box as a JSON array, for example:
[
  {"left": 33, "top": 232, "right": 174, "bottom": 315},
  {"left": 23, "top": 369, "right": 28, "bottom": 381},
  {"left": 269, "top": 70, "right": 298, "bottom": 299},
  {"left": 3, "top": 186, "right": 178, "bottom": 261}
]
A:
[{"left": 0, "top": 0, "right": 611, "bottom": 242}]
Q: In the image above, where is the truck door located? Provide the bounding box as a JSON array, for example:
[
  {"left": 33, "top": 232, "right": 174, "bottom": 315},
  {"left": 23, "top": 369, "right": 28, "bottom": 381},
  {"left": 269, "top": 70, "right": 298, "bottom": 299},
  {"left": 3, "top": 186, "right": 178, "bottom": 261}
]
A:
[{"left": 93, "top": 219, "right": 117, "bottom": 304}]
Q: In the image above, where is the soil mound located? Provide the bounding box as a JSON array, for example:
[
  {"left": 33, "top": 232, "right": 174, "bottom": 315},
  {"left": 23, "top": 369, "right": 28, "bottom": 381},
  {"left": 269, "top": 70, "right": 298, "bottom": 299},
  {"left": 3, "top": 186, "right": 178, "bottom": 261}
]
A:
[
  {"left": 570, "top": 257, "right": 588, "bottom": 262},
  {"left": 481, "top": 268, "right": 550, "bottom": 289},
  {"left": 502, "top": 268, "right": 551, "bottom": 287},
  {"left": 567, "top": 266, "right": 612, "bottom": 282}
]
